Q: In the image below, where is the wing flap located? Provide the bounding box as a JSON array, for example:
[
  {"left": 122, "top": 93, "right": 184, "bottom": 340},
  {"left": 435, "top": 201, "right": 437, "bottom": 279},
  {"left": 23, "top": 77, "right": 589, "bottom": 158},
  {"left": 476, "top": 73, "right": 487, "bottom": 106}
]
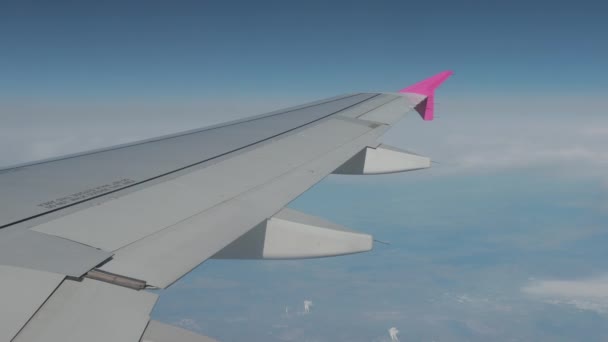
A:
[
  {"left": 0, "top": 266, "right": 64, "bottom": 341},
  {"left": 13, "top": 278, "right": 157, "bottom": 342},
  {"left": 0, "top": 229, "right": 111, "bottom": 277}
]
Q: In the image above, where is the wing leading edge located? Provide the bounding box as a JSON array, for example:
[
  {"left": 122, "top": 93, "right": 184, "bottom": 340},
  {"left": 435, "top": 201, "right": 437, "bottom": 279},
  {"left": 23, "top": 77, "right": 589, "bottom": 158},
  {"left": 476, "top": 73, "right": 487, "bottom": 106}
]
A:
[{"left": 0, "top": 71, "right": 452, "bottom": 341}]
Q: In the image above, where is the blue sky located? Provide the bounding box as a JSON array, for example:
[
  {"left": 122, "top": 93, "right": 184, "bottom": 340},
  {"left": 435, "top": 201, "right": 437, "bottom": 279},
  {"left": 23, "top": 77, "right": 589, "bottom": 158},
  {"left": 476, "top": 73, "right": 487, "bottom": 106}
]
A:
[
  {"left": 1, "top": 1, "right": 608, "bottom": 341},
  {"left": 1, "top": 0, "right": 607, "bottom": 100}
]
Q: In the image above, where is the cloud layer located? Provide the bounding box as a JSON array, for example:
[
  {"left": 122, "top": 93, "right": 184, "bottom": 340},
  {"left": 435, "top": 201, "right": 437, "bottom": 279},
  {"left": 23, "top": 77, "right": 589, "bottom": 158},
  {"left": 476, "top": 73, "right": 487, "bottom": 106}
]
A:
[
  {"left": 381, "top": 94, "right": 608, "bottom": 178},
  {"left": 523, "top": 276, "right": 608, "bottom": 314}
]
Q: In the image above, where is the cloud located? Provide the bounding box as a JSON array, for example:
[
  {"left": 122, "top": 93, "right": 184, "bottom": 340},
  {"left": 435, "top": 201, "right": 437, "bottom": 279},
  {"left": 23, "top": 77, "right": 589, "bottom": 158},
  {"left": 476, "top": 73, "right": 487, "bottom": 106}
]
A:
[
  {"left": 388, "top": 327, "right": 400, "bottom": 342},
  {"left": 303, "top": 300, "right": 313, "bottom": 314},
  {"left": 173, "top": 318, "right": 202, "bottom": 331},
  {"left": 4, "top": 93, "right": 608, "bottom": 186},
  {"left": 523, "top": 276, "right": 608, "bottom": 314},
  {"left": 379, "top": 94, "right": 608, "bottom": 178},
  {"left": 444, "top": 292, "right": 514, "bottom": 314}
]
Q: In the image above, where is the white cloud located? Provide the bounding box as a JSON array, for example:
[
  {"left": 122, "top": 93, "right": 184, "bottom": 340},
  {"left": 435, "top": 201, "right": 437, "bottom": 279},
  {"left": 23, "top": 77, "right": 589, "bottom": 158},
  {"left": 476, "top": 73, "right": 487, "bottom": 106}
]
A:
[
  {"left": 303, "top": 300, "right": 313, "bottom": 314},
  {"left": 173, "top": 318, "right": 202, "bottom": 331},
  {"left": 444, "top": 292, "right": 513, "bottom": 313},
  {"left": 380, "top": 94, "right": 608, "bottom": 178},
  {"left": 523, "top": 276, "right": 608, "bottom": 314},
  {"left": 388, "top": 327, "right": 400, "bottom": 342}
]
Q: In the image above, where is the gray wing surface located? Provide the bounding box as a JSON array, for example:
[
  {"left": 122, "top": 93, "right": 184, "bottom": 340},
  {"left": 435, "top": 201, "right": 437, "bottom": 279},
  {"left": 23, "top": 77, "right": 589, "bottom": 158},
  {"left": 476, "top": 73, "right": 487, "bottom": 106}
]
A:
[{"left": 0, "top": 73, "right": 450, "bottom": 341}]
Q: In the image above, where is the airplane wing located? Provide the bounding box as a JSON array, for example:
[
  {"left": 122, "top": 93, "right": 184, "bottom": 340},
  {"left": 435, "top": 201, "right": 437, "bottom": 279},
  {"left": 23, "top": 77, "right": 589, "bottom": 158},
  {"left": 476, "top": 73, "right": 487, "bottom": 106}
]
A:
[{"left": 0, "top": 71, "right": 452, "bottom": 342}]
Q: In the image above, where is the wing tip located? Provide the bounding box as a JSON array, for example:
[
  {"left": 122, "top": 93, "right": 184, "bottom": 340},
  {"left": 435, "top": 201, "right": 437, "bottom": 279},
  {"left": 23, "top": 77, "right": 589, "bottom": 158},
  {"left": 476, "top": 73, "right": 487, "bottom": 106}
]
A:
[
  {"left": 398, "top": 70, "right": 454, "bottom": 96},
  {"left": 399, "top": 70, "right": 453, "bottom": 121}
]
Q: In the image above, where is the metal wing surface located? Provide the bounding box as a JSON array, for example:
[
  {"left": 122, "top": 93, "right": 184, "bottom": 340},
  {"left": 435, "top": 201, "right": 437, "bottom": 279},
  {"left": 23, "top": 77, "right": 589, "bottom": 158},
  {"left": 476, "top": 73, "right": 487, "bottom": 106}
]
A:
[{"left": 0, "top": 71, "right": 452, "bottom": 341}]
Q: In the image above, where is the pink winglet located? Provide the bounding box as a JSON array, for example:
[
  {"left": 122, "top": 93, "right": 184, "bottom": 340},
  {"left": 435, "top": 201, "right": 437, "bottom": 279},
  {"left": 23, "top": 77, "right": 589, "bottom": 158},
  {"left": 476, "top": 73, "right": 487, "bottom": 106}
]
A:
[{"left": 399, "top": 70, "right": 453, "bottom": 121}]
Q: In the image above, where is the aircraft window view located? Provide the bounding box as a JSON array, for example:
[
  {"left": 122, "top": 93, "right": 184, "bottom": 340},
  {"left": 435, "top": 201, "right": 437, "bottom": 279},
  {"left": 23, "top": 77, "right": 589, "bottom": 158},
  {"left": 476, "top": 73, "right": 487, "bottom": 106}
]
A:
[{"left": 1, "top": 1, "right": 607, "bottom": 341}]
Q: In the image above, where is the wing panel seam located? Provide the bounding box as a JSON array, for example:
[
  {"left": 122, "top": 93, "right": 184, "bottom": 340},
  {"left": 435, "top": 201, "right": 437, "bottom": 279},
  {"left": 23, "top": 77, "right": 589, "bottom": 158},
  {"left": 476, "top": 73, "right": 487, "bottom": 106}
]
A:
[
  {"left": 0, "top": 94, "right": 381, "bottom": 230},
  {"left": 0, "top": 94, "right": 364, "bottom": 173}
]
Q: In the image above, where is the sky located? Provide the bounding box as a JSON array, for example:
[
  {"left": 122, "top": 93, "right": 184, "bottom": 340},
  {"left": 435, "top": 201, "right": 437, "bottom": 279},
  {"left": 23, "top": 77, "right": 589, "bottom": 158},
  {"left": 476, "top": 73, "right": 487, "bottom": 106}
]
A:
[{"left": 1, "top": 1, "right": 608, "bottom": 341}]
